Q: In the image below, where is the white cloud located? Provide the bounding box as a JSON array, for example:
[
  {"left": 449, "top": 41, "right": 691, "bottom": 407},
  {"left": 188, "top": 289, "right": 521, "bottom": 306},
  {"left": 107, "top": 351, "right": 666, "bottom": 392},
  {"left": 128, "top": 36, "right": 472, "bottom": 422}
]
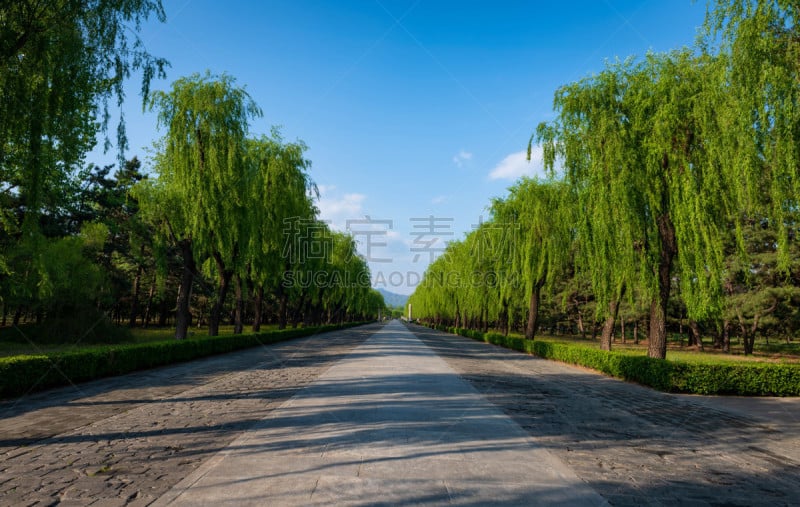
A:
[
  {"left": 317, "top": 189, "right": 366, "bottom": 230},
  {"left": 488, "top": 146, "right": 546, "bottom": 181},
  {"left": 431, "top": 195, "right": 448, "bottom": 205},
  {"left": 452, "top": 150, "right": 473, "bottom": 168}
]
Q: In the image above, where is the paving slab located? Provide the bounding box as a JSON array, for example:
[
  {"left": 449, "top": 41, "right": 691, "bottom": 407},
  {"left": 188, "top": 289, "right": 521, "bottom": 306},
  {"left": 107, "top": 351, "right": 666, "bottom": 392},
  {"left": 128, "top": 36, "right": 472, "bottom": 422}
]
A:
[{"left": 154, "top": 320, "right": 608, "bottom": 506}]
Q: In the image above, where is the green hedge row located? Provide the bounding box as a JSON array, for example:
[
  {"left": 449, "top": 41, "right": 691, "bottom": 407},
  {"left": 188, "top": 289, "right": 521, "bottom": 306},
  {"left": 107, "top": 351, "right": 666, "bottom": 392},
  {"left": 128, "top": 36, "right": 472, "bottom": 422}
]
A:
[
  {"left": 422, "top": 323, "right": 800, "bottom": 396},
  {"left": 0, "top": 322, "right": 366, "bottom": 398}
]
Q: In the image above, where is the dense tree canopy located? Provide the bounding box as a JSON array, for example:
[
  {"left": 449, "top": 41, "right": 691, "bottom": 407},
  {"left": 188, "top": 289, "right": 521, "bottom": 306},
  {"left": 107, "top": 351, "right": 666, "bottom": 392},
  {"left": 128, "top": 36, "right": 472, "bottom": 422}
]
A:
[
  {"left": 536, "top": 51, "right": 733, "bottom": 359},
  {"left": 143, "top": 72, "right": 261, "bottom": 338},
  {"left": 0, "top": 0, "right": 167, "bottom": 238},
  {"left": 410, "top": 1, "right": 800, "bottom": 359},
  {"left": 4, "top": 0, "right": 800, "bottom": 360},
  {"left": 0, "top": 1, "right": 167, "bottom": 335}
]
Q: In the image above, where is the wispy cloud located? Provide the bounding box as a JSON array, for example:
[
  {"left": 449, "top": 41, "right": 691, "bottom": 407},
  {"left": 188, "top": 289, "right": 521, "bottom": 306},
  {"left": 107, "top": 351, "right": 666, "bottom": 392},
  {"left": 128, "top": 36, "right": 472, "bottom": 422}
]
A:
[
  {"left": 488, "top": 146, "right": 546, "bottom": 181},
  {"left": 452, "top": 150, "right": 473, "bottom": 168},
  {"left": 431, "top": 195, "right": 448, "bottom": 205},
  {"left": 316, "top": 186, "right": 366, "bottom": 230}
]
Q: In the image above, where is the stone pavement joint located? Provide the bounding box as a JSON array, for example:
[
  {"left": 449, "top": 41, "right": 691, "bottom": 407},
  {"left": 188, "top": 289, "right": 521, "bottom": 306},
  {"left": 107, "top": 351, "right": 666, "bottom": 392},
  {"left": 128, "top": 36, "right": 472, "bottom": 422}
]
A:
[{"left": 154, "top": 320, "right": 608, "bottom": 506}]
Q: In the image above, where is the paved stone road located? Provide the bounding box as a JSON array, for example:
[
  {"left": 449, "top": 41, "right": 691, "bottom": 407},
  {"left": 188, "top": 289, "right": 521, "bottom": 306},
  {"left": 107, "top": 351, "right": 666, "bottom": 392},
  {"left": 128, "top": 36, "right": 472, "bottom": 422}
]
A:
[
  {"left": 0, "top": 325, "right": 378, "bottom": 506},
  {"left": 153, "top": 320, "right": 606, "bottom": 506},
  {"left": 2, "top": 321, "right": 799, "bottom": 506},
  {"left": 410, "top": 323, "right": 800, "bottom": 507}
]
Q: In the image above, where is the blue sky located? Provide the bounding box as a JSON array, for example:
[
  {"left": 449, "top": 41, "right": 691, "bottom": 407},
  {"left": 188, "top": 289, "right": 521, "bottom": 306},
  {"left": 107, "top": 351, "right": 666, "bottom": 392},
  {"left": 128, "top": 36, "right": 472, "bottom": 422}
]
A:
[{"left": 96, "top": 0, "right": 709, "bottom": 295}]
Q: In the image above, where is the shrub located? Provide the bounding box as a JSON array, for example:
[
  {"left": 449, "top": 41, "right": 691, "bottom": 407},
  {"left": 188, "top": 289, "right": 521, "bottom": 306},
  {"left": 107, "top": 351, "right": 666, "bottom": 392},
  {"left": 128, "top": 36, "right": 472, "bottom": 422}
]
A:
[
  {"left": 420, "top": 322, "right": 800, "bottom": 396},
  {"left": 0, "top": 322, "right": 366, "bottom": 398}
]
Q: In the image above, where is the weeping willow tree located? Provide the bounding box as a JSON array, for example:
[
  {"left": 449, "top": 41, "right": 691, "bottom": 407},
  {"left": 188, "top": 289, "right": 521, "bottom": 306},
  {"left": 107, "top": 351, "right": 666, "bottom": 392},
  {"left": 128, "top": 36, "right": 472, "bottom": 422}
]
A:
[
  {"left": 490, "top": 178, "right": 571, "bottom": 340},
  {"left": 537, "top": 51, "right": 733, "bottom": 359},
  {"left": 535, "top": 63, "right": 642, "bottom": 352},
  {"left": 0, "top": 0, "right": 167, "bottom": 227},
  {"left": 703, "top": 0, "right": 800, "bottom": 266},
  {"left": 477, "top": 213, "right": 520, "bottom": 336},
  {"left": 142, "top": 72, "right": 261, "bottom": 339},
  {"left": 333, "top": 233, "right": 376, "bottom": 322},
  {"left": 409, "top": 242, "right": 462, "bottom": 327},
  {"left": 0, "top": 1, "right": 167, "bottom": 311},
  {"left": 243, "top": 132, "right": 314, "bottom": 330},
  {"left": 461, "top": 221, "right": 503, "bottom": 333},
  {"left": 312, "top": 230, "right": 370, "bottom": 324},
  {"left": 409, "top": 179, "right": 569, "bottom": 337}
]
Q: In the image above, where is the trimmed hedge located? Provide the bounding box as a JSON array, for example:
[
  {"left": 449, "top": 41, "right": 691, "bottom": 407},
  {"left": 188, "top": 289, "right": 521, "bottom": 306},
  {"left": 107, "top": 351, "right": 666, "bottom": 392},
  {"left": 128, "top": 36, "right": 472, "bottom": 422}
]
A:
[
  {"left": 0, "top": 322, "right": 366, "bottom": 398},
  {"left": 421, "top": 323, "right": 800, "bottom": 396}
]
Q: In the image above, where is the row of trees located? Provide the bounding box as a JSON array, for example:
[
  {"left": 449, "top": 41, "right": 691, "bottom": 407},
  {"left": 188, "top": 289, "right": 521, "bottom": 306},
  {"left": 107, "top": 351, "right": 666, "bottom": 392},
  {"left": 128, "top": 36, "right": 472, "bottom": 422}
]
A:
[
  {"left": 409, "top": 0, "right": 800, "bottom": 359},
  {"left": 0, "top": 2, "right": 384, "bottom": 341},
  {"left": 135, "top": 72, "right": 384, "bottom": 339}
]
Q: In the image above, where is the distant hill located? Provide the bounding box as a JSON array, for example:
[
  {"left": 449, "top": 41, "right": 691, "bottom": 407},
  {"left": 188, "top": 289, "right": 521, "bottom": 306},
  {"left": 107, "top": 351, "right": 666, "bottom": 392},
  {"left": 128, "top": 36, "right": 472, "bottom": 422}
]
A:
[{"left": 377, "top": 288, "right": 409, "bottom": 308}]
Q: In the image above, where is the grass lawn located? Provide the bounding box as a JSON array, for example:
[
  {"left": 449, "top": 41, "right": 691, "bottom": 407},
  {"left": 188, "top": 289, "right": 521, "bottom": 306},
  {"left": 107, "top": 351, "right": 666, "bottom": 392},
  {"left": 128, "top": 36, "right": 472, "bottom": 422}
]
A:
[{"left": 504, "top": 331, "right": 800, "bottom": 365}]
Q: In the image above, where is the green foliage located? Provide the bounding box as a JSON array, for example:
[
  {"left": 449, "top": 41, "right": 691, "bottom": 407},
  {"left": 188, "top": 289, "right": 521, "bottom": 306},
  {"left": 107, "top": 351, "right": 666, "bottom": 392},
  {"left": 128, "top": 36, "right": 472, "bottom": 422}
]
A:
[
  {"left": 1, "top": 6, "right": 381, "bottom": 338},
  {"left": 0, "top": 322, "right": 366, "bottom": 398},
  {"left": 410, "top": 179, "right": 574, "bottom": 340},
  {"left": 535, "top": 51, "right": 734, "bottom": 359},
  {"left": 413, "top": 2, "right": 800, "bottom": 364},
  {"left": 703, "top": 1, "right": 800, "bottom": 267},
  {"left": 147, "top": 72, "right": 261, "bottom": 266},
  {"left": 245, "top": 132, "right": 314, "bottom": 289},
  {"left": 0, "top": 0, "right": 167, "bottom": 248}
]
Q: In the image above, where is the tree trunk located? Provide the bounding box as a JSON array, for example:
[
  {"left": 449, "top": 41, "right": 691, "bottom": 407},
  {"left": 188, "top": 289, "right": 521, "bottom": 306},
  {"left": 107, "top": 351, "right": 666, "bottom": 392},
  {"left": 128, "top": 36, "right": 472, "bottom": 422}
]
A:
[
  {"left": 712, "top": 321, "right": 723, "bottom": 349},
  {"left": 722, "top": 320, "right": 730, "bottom": 353},
  {"left": 575, "top": 304, "right": 586, "bottom": 340},
  {"left": 208, "top": 251, "right": 233, "bottom": 337},
  {"left": 500, "top": 298, "right": 509, "bottom": 336},
  {"left": 157, "top": 295, "right": 169, "bottom": 327},
  {"left": 633, "top": 319, "right": 639, "bottom": 344},
  {"left": 736, "top": 300, "right": 777, "bottom": 356},
  {"left": 175, "top": 239, "right": 196, "bottom": 340},
  {"left": 291, "top": 290, "right": 308, "bottom": 328},
  {"left": 302, "top": 297, "right": 314, "bottom": 326},
  {"left": 525, "top": 280, "right": 544, "bottom": 340},
  {"left": 739, "top": 319, "right": 754, "bottom": 356},
  {"left": 600, "top": 298, "right": 621, "bottom": 351},
  {"left": 689, "top": 320, "right": 704, "bottom": 351},
  {"left": 252, "top": 286, "right": 264, "bottom": 332},
  {"left": 620, "top": 316, "right": 626, "bottom": 344},
  {"left": 128, "top": 264, "right": 143, "bottom": 327},
  {"left": 143, "top": 273, "right": 156, "bottom": 328},
  {"left": 278, "top": 291, "right": 288, "bottom": 330},
  {"left": 233, "top": 273, "right": 244, "bottom": 334},
  {"left": 648, "top": 212, "right": 677, "bottom": 359}
]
